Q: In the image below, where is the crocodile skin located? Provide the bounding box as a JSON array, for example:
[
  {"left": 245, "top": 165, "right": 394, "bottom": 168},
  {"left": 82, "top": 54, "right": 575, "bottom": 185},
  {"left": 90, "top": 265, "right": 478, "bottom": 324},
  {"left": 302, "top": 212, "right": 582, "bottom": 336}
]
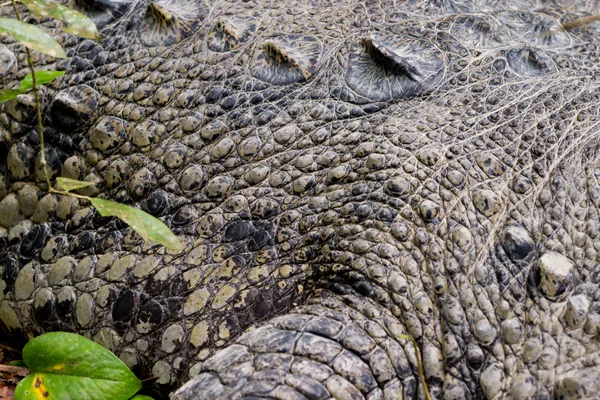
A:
[{"left": 1, "top": 0, "right": 600, "bottom": 399}]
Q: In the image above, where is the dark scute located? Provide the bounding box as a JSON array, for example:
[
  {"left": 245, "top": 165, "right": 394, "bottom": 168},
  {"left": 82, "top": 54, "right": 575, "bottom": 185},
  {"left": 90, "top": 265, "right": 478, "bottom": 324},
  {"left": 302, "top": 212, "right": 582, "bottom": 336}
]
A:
[
  {"left": 496, "top": 268, "right": 510, "bottom": 289},
  {"left": 362, "top": 103, "right": 385, "bottom": 113},
  {"left": 252, "top": 296, "right": 270, "bottom": 319},
  {"left": 43, "top": 145, "right": 62, "bottom": 177},
  {"left": 68, "top": 57, "right": 94, "bottom": 73},
  {"left": 96, "top": 231, "right": 123, "bottom": 252},
  {"left": 377, "top": 207, "right": 397, "bottom": 222},
  {"left": 67, "top": 209, "right": 95, "bottom": 233},
  {"left": 247, "top": 230, "right": 271, "bottom": 251},
  {"left": 467, "top": 347, "right": 484, "bottom": 370},
  {"left": 171, "top": 205, "right": 198, "bottom": 227},
  {"left": 205, "top": 87, "right": 224, "bottom": 103},
  {"left": 354, "top": 280, "right": 375, "bottom": 298},
  {"left": 230, "top": 254, "right": 249, "bottom": 270},
  {"left": 51, "top": 85, "right": 99, "bottom": 133},
  {"left": 234, "top": 287, "right": 258, "bottom": 311},
  {"left": 0, "top": 253, "right": 20, "bottom": 286},
  {"left": 224, "top": 220, "right": 252, "bottom": 242},
  {"left": 78, "top": 0, "right": 132, "bottom": 29},
  {"left": 112, "top": 290, "right": 138, "bottom": 324},
  {"left": 143, "top": 190, "right": 170, "bottom": 216},
  {"left": 76, "top": 40, "right": 98, "bottom": 54},
  {"left": 137, "top": 300, "right": 164, "bottom": 326},
  {"left": 33, "top": 298, "right": 56, "bottom": 329},
  {"left": 145, "top": 276, "right": 169, "bottom": 296},
  {"left": 165, "top": 297, "right": 184, "bottom": 314},
  {"left": 92, "top": 210, "right": 116, "bottom": 228},
  {"left": 56, "top": 295, "right": 75, "bottom": 321},
  {"left": 501, "top": 226, "right": 535, "bottom": 262},
  {"left": 20, "top": 224, "right": 52, "bottom": 256},
  {"left": 273, "top": 294, "right": 290, "bottom": 312},
  {"left": 69, "top": 231, "right": 96, "bottom": 254},
  {"left": 351, "top": 183, "right": 369, "bottom": 196},
  {"left": 169, "top": 275, "right": 190, "bottom": 296},
  {"left": 220, "top": 95, "right": 237, "bottom": 110},
  {"left": 403, "top": 377, "right": 418, "bottom": 400},
  {"left": 225, "top": 315, "right": 240, "bottom": 336}
]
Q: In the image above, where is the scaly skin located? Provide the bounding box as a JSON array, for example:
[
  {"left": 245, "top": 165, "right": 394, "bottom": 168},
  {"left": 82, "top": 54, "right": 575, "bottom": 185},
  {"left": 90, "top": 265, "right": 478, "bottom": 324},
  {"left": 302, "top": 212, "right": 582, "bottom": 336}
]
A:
[{"left": 1, "top": 0, "right": 600, "bottom": 398}]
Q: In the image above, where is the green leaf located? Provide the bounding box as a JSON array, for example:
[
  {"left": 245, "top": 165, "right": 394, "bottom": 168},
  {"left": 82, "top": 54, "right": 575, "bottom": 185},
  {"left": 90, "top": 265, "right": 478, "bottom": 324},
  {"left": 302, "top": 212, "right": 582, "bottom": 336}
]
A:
[
  {"left": 15, "top": 332, "right": 141, "bottom": 400},
  {"left": 0, "top": 71, "right": 65, "bottom": 104},
  {"left": 8, "top": 360, "right": 27, "bottom": 367},
  {"left": 0, "top": 88, "right": 23, "bottom": 104},
  {"left": 0, "top": 18, "right": 66, "bottom": 58},
  {"left": 56, "top": 177, "right": 95, "bottom": 192},
  {"left": 129, "top": 395, "right": 154, "bottom": 400},
  {"left": 19, "top": 70, "right": 65, "bottom": 92},
  {"left": 90, "top": 198, "right": 183, "bottom": 251},
  {"left": 20, "top": 0, "right": 101, "bottom": 40}
]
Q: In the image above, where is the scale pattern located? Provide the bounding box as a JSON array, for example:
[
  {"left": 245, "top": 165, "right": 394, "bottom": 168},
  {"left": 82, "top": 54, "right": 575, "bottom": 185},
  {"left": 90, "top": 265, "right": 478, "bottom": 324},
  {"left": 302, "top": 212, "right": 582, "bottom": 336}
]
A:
[{"left": 1, "top": 0, "right": 600, "bottom": 399}]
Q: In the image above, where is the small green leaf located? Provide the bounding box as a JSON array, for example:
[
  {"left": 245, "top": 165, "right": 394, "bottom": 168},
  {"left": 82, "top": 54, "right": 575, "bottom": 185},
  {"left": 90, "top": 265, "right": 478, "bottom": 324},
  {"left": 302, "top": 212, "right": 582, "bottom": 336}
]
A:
[
  {"left": 0, "top": 18, "right": 66, "bottom": 58},
  {"left": 90, "top": 198, "right": 183, "bottom": 251},
  {"left": 8, "top": 360, "right": 27, "bottom": 367},
  {"left": 19, "top": 70, "right": 66, "bottom": 92},
  {"left": 0, "top": 88, "right": 24, "bottom": 103},
  {"left": 20, "top": 0, "right": 101, "bottom": 40},
  {"left": 0, "top": 71, "right": 65, "bottom": 104},
  {"left": 15, "top": 332, "right": 141, "bottom": 400},
  {"left": 56, "top": 177, "right": 95, "bottom": 192},
  {"left": 129, "top": 395, "right": 155, "bottom": 400}
]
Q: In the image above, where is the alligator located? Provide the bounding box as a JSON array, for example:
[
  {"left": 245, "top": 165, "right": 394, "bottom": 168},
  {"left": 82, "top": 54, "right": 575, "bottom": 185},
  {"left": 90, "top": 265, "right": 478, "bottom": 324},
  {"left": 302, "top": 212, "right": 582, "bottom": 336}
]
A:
[{"left": 1, "top": 0, "right": 600, "bottom": 398}]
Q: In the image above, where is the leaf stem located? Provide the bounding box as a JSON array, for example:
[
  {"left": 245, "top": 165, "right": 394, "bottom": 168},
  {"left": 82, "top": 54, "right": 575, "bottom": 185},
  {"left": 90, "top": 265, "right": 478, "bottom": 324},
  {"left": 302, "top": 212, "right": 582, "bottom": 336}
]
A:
[
  {"left": 0, "top": 343, "right": 21, "bottom": 354},
  {"left": 10, "top": 0, "right": 51, "bottom": 190},
  {"left": 411, "top": 336, "right": 432, "bottom": 400},
  {"left": 398, "top": 334, "right": 432, "bottom": 400},
  {"left": 48, "top": 187, "right": 90, "bottom": 200}
]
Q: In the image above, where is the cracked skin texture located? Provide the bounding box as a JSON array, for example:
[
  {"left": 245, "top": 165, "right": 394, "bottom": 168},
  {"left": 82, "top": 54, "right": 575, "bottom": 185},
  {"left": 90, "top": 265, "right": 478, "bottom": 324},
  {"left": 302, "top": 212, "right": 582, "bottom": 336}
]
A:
[{"left": 1, "top": 0, "right": 600, "bottom": 398}]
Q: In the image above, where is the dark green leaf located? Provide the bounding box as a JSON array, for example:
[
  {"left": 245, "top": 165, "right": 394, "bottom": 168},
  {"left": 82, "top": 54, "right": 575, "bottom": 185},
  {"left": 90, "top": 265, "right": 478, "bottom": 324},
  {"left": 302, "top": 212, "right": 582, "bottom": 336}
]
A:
[
  {"left": 0, "top": 18, "right": 66, "bottom": 58},
  {"left": 0, "top": 88, "right": 23, "bottom": 104},
  {"left": 19, "top": 70, "right": 66, "bottom": 92},
  {"left": 15, "top": 332, "right": 141, "bottom": 400},
  {"left": 56, "top": 177, "right": 95, "bottom": 192},
  {"left": 20, "top": 0, "right": 101, "bottom": 40},
  {"left": 8, "top": 360, "right": 27, "bottom": 367},
  {"left": 129, "top": 395, "right": 155, "bottom": 400},
  {"left": 90, "top": 198, "right": 183, "bottom": 251}
]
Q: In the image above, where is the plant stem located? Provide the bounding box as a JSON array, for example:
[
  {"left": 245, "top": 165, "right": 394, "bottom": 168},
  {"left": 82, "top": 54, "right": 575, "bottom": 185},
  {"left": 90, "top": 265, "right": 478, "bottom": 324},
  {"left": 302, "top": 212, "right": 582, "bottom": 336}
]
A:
[
  {"left": 10, "top": 0, "right": 52, "bottom": 190},
  {"left": 399, "top": 335, "right": 432, "bottom": 400},
  {"left": 0, "top": 364, "right": 29, "bottom": 376},
  {"left": 0, "top": 343, "right": 21, "bottom": 354},
  {"left": 48, "top": 187, "right": 90, "bottom": 200}
]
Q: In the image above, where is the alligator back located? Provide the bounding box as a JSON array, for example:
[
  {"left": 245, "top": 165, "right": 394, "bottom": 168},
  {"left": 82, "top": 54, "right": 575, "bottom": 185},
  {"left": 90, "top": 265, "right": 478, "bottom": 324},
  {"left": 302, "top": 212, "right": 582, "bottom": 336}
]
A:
[{"left": 1, "top": 0, "right": 600, "bottom": 399}]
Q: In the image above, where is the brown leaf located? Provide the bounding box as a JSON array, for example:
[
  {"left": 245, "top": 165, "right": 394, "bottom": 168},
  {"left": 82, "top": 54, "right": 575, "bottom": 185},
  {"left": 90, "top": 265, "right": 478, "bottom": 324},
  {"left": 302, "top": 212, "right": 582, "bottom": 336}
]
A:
[{"left": 0, "top": 375, "right": 16, "bottom": 400}]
